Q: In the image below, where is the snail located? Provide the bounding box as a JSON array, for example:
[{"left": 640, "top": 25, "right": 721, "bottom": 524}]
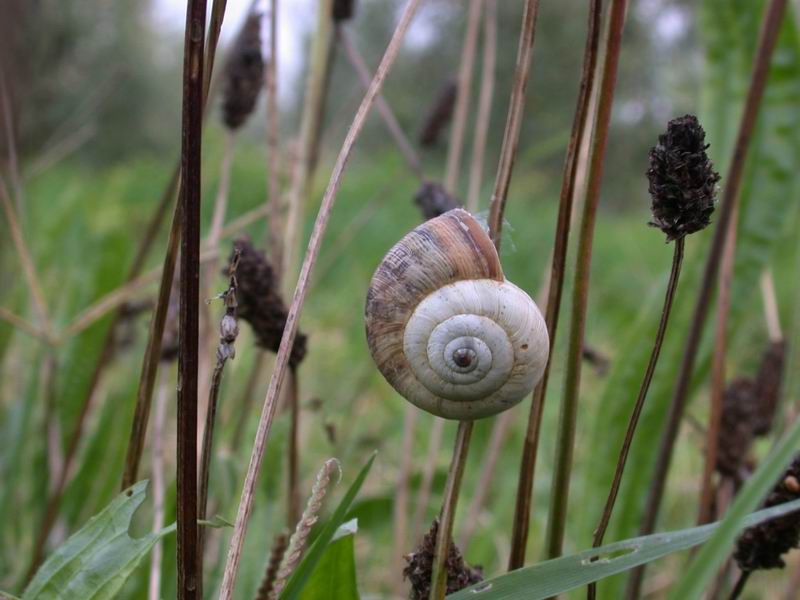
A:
[{"left": 365, "top": 208, "right": 549, "bottom": 420}]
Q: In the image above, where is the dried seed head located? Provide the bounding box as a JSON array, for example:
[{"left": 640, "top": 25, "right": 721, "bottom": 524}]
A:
[
  {"left": 332, "top": 0, "right": 356, "bottom": 21},
  {"left": 222, "top": 13, "right": 265, "bottom": 130},
  {"left": 418, "top": 80, "right": 457, "bottom": 147},
  {"left": 413, "top": 182, "right": 461, "bottom": 220},
  {"left": 752, "top": 339, "right": 787, "bottom": 436},
  {"left": 403, "top": 518, "right": 483, "bottom": 600},
  {"left": 647, "top": 115, "right": 720, "bottom": 242},
  {"left": 734, "top": 454, "right": 800, "bottom": 572},
  {"left": 230, "top": 239, "right": 308, "bottom": 369},
  {"left": 716, "top": 378, "right": 758, "bottom": 481}
]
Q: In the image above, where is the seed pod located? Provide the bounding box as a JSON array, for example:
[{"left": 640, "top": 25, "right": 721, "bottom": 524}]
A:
[
  {"left": 403, "top": 518, "right": 483, "bottom": 600},
  {"left": 647, "top": 115, "right": 720, "bottom": 242},
  {"left": 734, "top": 454, "right": 800, "bottom": 572},
  {"left": 414, "top": 181, "right": 461, "bottom": 221},
  {"left": 418, "top": 80, "right": 457, "bottom": 147},
  {"left": 752, "top": 339, "right": 787, "bottom": 436},
  {"left": 222, "top": 13, "right": 265, "bottom": 130}
]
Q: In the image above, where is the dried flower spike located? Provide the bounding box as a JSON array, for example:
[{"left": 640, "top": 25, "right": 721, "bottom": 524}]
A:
[
  {"left": 752, "top": 339, "right": 787, "bottom": 436},
  {"left": 734, "top": 454, "right": 800, "bottom": 572},
  {"left": 413, "top": 182, "right": 460, "bottom": 220},
  {"left": 254, "top": 531, "right": 289, "bottom": 600},
  {"left": 716, "top": 378, "right": 758, "bottom": 481},
  {"left": 222, "top": 13, "right": 265, "bottom": 130},
  {"left": 230, "top": 239, "right": 307, "bottom": 369},
  {"left": 647, "top": 115, "right": 720, "bottom": 242},
  {"left": 403, "top": 518, "right": 483, "bottom": 600},
  {"left": 332, "top": 0, "right": 356, "bottom": 21}
]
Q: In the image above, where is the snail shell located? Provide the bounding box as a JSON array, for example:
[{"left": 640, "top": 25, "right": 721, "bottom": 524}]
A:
[{"left": 365, "top": 208, "right": 549, "bottom": 420}]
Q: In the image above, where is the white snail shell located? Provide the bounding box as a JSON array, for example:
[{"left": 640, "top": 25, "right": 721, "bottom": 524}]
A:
[{"left": 364, "top": 208, "right": 549, "bottom": 420}]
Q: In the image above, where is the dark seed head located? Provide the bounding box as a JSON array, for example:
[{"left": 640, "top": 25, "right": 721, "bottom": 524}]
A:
[
  {"left": 647, "top": 115, "right": 720, "bottom": 242},
  {"left": 222, "top": 13, "right": 265, "bottom": 130},
  {"left": 414, "top": 182, "right": 461, "bottom": 221},
  {"left": 332, "top": 0, "right": 356, "bottom": 21},
  {"left": 734, "top": 454, "right": 800, "bottom": 573},
  {"left": 403, "top": 518, "right": 483, "bottom": 600}
]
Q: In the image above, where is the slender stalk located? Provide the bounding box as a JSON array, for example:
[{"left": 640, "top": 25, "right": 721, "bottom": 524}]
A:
[
  {"left": 729, "top": 571, "right": 750, "bottom": 600},
  {"left": 392, "top": 405, "right": 418, "bottom": 596},
  {"left": 587, "top": 239, "right": 684, "bottom": 600},
  {"left": 265, "top": 0, "right": 283, "bottom": 275},
  {"left": 628, "top": 3, "right": 788, "bottom": 596},
  {"left": 282, "top": 0, "right": 336, "bottom": 287},
  {"left": 0, "top": 306, "right": 48, "bottom": 342},
  {"left": 430, "top": 420, "right": 473, "bottom": 600},
  {"left": 120, "top": 0, "right": 230, "bottom": 492},
  {"left": 286, "top": 369, "right": 301, "bottom": 527},
  {"left": 338, "top": 27, "right": 424, "bottom": 180},
  {"left": 507, "top": 0, "right": 602, "bottom": 569},
  {"left": 148, "top": 372, "right": 169, "bottom": 600},
  {"left": 443, "top": 0, "right": 482, "bottom": 194},
  {"left": 760, "top": 269, "right": 782, "bottom": 341},
  {"left": 410, "top": 417, "right": 446, "bottom": 544},
  {"left": 544, "top": 0, "right": 627, "bottom": 561},
  {"left": 466, "top": 0, "right": 497, "bottom": 213},
  {"left": 232, "top": 353, "right": 269, "bottom": 451},
  {"left": 486, "top": 0, "right": 541, "bottom": 248},
  {"left": 217, "top": 4, "right": 424, "bottom": 596},
  {"left": 698, "top": 208, "right": 739, "bottom": 526},
  {"left": 176, "top": 2, "right": 206, "bottom": 599},
  {"left": 0, "top": 69, "right": 24, "bottom": 215}
]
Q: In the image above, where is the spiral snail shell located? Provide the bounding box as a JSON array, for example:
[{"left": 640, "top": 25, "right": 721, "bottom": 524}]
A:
[{"left": 365, "top": 209, "right": 549, "bottom": 420}]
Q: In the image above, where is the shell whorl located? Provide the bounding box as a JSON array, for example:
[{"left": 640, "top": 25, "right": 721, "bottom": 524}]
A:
[{"left": 365, "top": 209, "right": 549, "bottom": 420}]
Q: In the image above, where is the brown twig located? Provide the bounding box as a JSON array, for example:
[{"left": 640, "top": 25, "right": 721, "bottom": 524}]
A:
[
  {"left": 544, "top": 0, "right": 627, "bottom": 561},
  {"left": 429, "top": 420, "right": 474, "bottom": 600},
  {"left": 177, "top": 1, "right": 206, "bottom": 597},
  {"left": 486, "top": 0, "right": 541, "bottom": 248},
  {"left": 698, "top": 207, "right": 739, "bottom": 526},
  {"left": 627, "top": 2, "right": 788, "bottom": 596},
  {"left": 286, "top": 369, "right": 302, "bottom": 527},
  {"left": 587, "top": 239, "right": 684, "bottom": 600},
  {"left": 466, "top": 0, "right": 497, "bottom": 213},
  {"left": 217, "top": 3, "right": 424, "bottom": 596},
  {"left": 338, "top": 27, "right": 424, "bottom": 180},
  {"left": 507, "top": 0, "right": 602, "bottom": 570},
  {"left": 0, "top": 306, "right": 49, "bottom": 342},
  {"left": 444, "top": 0, "right": 483, "bottom": 194}
]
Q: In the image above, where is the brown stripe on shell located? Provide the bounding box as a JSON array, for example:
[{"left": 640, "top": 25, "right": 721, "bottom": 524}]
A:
[{"left": 365, "top": 209, "right": 503, "bottom": 399}]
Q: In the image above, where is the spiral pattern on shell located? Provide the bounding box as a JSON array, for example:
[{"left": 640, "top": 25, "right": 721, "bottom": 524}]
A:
[{"left": 365, "top": 209, "right": 548, "bottom": 420}]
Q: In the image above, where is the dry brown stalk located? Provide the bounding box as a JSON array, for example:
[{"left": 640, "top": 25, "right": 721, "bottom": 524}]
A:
[
  {"left": 486, "top": 0, "right": 541, "bottom": 248},
  {"left": 698, "top": 205, "right": 739, "bottom": 526},
  {"left": 508, "top": 0, "right": 602, "bottom": 570},
  {"left": 286, "top": 370, "right": 302, "bottom": 527},
  {"left": 444, "top": 0, "right": 483, "bottom": 195},
  {"left": 761, "top": 269, "right": 783, "bottom": 342},
  {"left": 0, "top": 306, "right": 48, "bottom": 342},
  {"left": 148, "top": 372, "right": 169, "bottom": 600},
  {"left": 628, "top": 2, "right": 789, "bottom": 596},
  {"left": 255, "top": 532, "right": 289, "bottom": 600},
  {"left": 466, "top": 0, "right": 497, "bottom": 213},
  {"left": 217, "top": 4, "right": 424, "bottom": 596},
  {"left": 265, "top": 0, "right": 283, "bottom": 275},
  {"left": 392, "top": 406, "right": 419, "bottom": 595},
  {"left": 410, "top": 417, "right": 446, "bottom": 544}
]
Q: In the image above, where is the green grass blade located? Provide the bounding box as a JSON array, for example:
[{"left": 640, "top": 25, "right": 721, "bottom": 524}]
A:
[
  {"left": 447, "top": 498, "right": 800, "bottom": 600},
  {"left": 279, "top": 451, "right": 377, "bottom": 600}
]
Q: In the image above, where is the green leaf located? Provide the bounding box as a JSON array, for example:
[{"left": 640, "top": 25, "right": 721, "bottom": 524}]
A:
[
  {"left": 447, "top": 499, "right": 800, "bottom": 600},
  {"left": 23, "top": 481, "right": 174, "bottom": 600},
  {"left": 279, "top": 452, "right": 376, "bottom": 600},
  {"left": 299, "top": 524, "right": 359, "bottom": 600}
]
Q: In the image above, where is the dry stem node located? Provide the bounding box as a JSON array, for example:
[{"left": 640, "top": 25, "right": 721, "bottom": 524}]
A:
[
  {"left": 403, "top": 518, "right": 483, "bottom": 600},
  {"left": 647, "top": 114, "right": 719, "bottom": 242},
  {"left": 222, "top": 13, "right": 265, "bottom": 130},
  {"left": 231, "top": 239, "right": 308, "bottom": 369}
]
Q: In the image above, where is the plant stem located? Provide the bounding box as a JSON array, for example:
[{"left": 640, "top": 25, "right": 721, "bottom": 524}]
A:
[
  {"left": 486, "top": 0, "right": 541, "bottom": 248},
  {"left": 264, "top": 0, "right": 283, "bottom": 276},
  {"left": 177, "top": 1, "right": 206, "bottom": 598},
  {"left": 338, "top": 26, "right": 424, "bottom": 180},
  {"left": 729, "top": 571, "right": 750, "bottom": 600},
  {"left": 444, "top": 0, "right": 482, "bottom": 194},
  {"left": 430, "top": 420, "right": 473, "bottom": 600},
  {"left": 587, "top": 238, "right": 684, "bottom": 600},
  {"left": 544, "top": 0, "right": 627, "bottom": 561},
  {"left": 217, "top": 4, "right": 423, "bottom": 596},
  {"left": 282, "top": 0, "right": 336, "bottom": 287},
  {"left": 287, "top": 369, "right": 301, "bottom": 527},
  {"left": 507, "top": 0, "right": 602, "bottom": 570},
  {"left": 698, "top": 207, "right": 739, "bottom": 527},
  {"left": 148, "top": 371, "right": 169, "bottom": 600},
  {"left": 466, "top": 0, "right": 497, "bottom": 213},
  {"left": 760, "top": 269, "right": 782, "bottom": 342},
  {"left": 627, "top": 2, "right": 787, "bottom": 596}
]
